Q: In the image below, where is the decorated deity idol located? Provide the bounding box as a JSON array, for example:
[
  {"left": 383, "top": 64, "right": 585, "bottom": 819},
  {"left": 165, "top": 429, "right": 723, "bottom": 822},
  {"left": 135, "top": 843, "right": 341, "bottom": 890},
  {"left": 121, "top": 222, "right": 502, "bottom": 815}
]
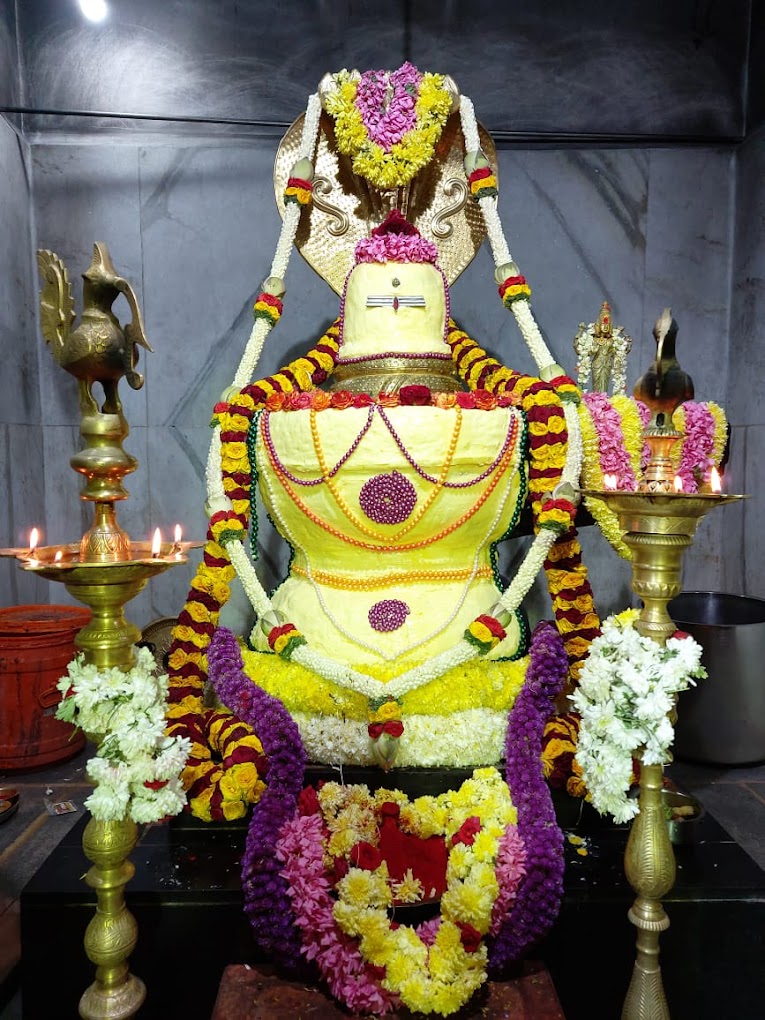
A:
[{"left": 165, "top": 64, "right": 728, "bottom": 1015}]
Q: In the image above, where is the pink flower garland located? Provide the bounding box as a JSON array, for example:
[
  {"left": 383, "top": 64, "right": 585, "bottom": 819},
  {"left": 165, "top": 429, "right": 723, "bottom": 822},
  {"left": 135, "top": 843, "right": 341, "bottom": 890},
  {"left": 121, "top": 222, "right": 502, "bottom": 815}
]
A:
[
  {"left": 675, "top": 402, "right": 716, "bottom": 493},
  {"left": 276, "top": 812, "right": 399, "bottom": 1015},
  {"left": 583, "top": 392, "right": 639, "bottom": 489},
  {"left": 489, "top": 826, "right": 527, "bottom": 936},
  {"left": 355, "top": 63, "right": 421, "bottom": 151}
]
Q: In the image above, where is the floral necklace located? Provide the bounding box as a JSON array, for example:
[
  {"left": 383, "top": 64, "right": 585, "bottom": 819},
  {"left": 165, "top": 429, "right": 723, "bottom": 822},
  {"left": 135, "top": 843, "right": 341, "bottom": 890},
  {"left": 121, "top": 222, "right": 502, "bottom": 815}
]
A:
[
  {"left": 324, "top": 64, "right": 453, "bottom": 190},
  {"left": 204, "top": 622, "right": 568, "bottom": 1017}
]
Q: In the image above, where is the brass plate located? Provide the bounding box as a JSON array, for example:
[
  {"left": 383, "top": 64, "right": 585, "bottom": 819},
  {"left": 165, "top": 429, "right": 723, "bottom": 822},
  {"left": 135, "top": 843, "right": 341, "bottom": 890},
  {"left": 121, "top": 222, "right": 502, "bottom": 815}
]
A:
[{"left": 139, "top": 616, "right": 178, "bottom": 673}]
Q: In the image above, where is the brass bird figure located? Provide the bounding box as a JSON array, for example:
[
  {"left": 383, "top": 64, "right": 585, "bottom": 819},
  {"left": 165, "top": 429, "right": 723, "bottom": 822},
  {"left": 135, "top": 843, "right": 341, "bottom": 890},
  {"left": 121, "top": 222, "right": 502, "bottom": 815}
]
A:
[
  {"left": 633, "top": 308, "right": 694, "bottom": 427},
  {"left": 37, "top": 242, "right": 152, "bottom": 416}
]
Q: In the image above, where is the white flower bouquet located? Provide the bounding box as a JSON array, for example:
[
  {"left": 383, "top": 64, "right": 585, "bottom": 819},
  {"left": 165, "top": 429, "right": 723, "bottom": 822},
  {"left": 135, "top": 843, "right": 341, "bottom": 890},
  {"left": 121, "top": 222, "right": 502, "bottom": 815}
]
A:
[
  {"left": 56, "top": 646, "right": 191, "bottom": 823},
  {"left": 572, "top": 609, "right": 706, "bottom": 824}
]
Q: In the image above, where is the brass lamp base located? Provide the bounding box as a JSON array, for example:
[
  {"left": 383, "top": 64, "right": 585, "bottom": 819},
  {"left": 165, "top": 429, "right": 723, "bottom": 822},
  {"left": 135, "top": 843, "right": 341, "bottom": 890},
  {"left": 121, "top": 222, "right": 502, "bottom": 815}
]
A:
[
  {"left": 78, "top": 818, "right": 146, "bottom": 1020},
  {"left": 582, "top": 488, "right": 742, "bottom": 1020}
]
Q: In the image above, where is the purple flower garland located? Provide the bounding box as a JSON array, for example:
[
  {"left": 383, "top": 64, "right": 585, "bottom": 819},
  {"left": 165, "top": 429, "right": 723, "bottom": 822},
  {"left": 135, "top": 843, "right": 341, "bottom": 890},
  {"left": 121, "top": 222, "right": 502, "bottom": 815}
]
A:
[
  {"left": 489, "top": 620, "right": 568, "bottom": 971},
  {"left": 207, "top": 627, "right": 308, "bottom": 974}
]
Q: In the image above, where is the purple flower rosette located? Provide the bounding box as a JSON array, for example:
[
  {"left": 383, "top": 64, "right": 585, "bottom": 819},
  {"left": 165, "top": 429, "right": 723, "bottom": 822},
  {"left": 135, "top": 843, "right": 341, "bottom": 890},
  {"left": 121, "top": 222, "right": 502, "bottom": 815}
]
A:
[
  {"left": 207, "top": 627, "right": 309, "bottom": 974},
  {"left": 489, "top": 620, "right": 568, "bottom": 972}
]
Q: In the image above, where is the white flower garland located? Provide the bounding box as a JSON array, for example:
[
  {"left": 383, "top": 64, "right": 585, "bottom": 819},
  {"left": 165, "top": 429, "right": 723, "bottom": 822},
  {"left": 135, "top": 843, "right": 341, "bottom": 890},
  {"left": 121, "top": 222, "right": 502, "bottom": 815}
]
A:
[
  {"left": 291, "top": 706, "right": 509, "bottom": 767},
  {"left": 572, "top": 610, "right": 706, "bottom": 824},
  {"left": 56, "top": 647, "right": 191, "bottom": 823}
]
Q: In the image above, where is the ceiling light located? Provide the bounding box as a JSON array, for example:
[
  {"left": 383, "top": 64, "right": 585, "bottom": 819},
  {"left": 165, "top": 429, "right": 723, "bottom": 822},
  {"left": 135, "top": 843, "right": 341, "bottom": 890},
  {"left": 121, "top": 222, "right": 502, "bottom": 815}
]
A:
[{"left": 79, "top": 0, "right": 108, "bottom": 22}]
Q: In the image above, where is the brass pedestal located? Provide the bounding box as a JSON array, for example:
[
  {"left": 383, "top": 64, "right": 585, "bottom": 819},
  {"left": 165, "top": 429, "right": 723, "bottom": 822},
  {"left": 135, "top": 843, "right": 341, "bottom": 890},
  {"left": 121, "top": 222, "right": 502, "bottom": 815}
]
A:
[{"left": 584, "top": 489, "right": 741, "bottom": 1020}]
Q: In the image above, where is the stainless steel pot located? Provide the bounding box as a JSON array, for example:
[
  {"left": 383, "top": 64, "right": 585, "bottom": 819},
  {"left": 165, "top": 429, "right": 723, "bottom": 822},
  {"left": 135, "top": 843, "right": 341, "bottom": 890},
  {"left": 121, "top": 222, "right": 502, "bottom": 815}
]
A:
[{"left": 669, "top": 592, "right": 765, "bottom": 766}]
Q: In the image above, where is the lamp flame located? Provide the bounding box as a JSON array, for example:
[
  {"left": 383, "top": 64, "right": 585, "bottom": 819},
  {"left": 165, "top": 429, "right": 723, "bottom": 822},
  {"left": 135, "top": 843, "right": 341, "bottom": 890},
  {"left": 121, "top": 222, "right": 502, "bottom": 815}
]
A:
[
  {"left": 673, "top": 475, "right": 684, "bottom": 493},
  {"left": 174, "top": 524, "right": 182, "bottom": 544},
  {"left": 54, "top": 550, "right": 63, "bottom": 563},
  {"left": 710, "top": 467, "right": 722, "bottom": 493},
  {"left": 151, "top": 528, "right": 162, "bottom": 558},
  {"left": 29, "top": 528, "right": 39, "bottom": 554}
]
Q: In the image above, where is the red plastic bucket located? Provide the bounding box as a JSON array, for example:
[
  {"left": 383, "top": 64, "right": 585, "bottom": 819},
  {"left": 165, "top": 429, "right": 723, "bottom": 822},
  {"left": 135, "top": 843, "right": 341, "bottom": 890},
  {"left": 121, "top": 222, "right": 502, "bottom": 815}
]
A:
[{"left": 0, "top": 605, "right": 91, "bottom": 770}]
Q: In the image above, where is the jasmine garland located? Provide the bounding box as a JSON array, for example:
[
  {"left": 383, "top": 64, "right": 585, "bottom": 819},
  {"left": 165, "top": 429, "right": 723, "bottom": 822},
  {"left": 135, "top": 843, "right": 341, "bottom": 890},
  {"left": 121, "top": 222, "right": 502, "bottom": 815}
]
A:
[{"left": 572, "top": 610, "right": 706, "bottom": 824}]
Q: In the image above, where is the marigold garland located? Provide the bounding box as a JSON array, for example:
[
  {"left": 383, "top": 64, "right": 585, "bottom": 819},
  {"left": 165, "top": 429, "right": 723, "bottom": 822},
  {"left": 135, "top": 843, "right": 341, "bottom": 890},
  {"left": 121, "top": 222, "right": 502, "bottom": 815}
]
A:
[
  {"left": 169, "top": 316, "right": 597, "bottom": 816},
  {"left": 468, "top": 166, "right": 498, "bottom": 201},
  {"left": 444, "top": 321, "right": 600, "bottom": 687},
  {"left": 166, "top": 321, "right": 341, "bottom": 819}
]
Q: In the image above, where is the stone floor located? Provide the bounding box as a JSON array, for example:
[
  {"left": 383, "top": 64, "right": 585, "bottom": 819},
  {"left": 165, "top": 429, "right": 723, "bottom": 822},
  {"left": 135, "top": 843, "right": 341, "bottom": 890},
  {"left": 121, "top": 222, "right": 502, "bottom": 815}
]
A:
[{"left": 0, "top": 749, "right": 763, "bottom": 1019}]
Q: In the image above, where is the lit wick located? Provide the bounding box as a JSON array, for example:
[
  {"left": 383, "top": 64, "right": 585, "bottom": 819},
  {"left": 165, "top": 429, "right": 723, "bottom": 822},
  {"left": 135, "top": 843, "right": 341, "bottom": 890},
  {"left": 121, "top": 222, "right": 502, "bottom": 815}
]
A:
[
  {"left": 673, "top": 475, "right": 684, "bottom": 493},
  {"left": 710, "top": 467, "right": 722, "bottom": 494},
  {"left": 151, "top": 527, "right": 162, "bottom": 559},
  {"left": 171, "top": 523, "right": 183, "bottom": 558},
  {"left": 603, "top": 473, "right": 618, "bottom": 490},
  {"left": 54, "top": 549, "right": 63, "bottom": 563},
  {"left": 28, "top": 527, "right": 40, "bottom": 561}
]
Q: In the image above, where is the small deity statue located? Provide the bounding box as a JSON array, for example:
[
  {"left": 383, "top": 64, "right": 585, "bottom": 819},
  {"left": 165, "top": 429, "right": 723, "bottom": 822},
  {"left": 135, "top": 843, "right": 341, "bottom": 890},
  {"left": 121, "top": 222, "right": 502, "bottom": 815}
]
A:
[{"left": 574, "top": 300, "right": 632, "bottom": 395}]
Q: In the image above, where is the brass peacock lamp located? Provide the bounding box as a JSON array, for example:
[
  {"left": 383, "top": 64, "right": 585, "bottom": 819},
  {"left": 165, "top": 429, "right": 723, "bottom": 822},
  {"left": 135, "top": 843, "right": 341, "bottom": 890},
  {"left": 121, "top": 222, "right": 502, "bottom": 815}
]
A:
[
  {"left": 581, "top": 307, "right": 742, "bottom": 1020},
  {"left": 1, "top": 244, "right": 195, "bottom": 1020}
]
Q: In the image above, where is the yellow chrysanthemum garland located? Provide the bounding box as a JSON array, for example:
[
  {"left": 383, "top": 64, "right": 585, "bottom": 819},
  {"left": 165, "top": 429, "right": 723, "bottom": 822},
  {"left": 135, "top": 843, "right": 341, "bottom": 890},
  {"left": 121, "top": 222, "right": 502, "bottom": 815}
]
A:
[
  {"left": 241, "top": 646, "right": 527, "bottom": 720},
  {"left": 323, "top": 67, "right": 453, "bottom": 190},
  {"left": 325, "top": 768, "right": 516, "bottom": 1015}
]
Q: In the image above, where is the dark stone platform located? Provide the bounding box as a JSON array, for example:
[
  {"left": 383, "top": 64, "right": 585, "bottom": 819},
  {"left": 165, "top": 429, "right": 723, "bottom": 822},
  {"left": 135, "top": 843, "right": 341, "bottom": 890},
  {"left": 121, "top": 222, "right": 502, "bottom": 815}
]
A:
[{"left": 20, "top": 794, "right": 765, "bottom": 1019}]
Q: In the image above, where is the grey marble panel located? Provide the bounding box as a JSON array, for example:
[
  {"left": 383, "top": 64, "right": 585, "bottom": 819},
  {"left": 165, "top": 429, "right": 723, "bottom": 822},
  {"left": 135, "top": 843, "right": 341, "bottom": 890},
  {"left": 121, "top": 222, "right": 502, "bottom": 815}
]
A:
[
  {"left": 143, "top": 424, "right": 209, "bottom": 622},
  {"left": 31, "top": 143, "right": 146, "bottom": 428},
  {"left": 450, "top": 148, "right": 649, "bottom": 382},
  {"left": 0, "top": 2, "right": 19, "bottom": 109},
  {"left": 730, "top": 130, "right": 765, "bottom": 426},
  {"left": 138, "top": 143, "right": 341, "bottom": 429},
  {"left": 0, "top": 117, "right": 39, "bottom": 426},
  {"left": 0, "top": 424, "right": 49, "bottom": 608},
  {"left": 739, "top": 425, "right": 765, "bottom": 599},
  {"left": 747, "top": 4, "right": 765, "bottom": 134},
  {"left": 17, "top": 0, "right": 746, "bottom": 140},
  {"left": 410, "top": 0, "right": 746, "bottom": 139},
  {"left": 719, "top": 424, "right": 747, "bottom": 594},
  {"left": 642, "top": 147, "right": 733, "bottom": 406}
]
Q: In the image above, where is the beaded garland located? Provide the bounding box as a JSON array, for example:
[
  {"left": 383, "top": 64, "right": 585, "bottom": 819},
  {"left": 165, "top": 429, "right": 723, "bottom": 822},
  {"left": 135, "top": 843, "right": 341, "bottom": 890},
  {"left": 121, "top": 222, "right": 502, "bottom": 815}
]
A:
[
  {"left": 264, "top": 457, "right": 517, "bottom": 663},
  {"left": 359, "top": 472, "right": 418, "bottom": 524},
  {"left": 369, "top": 599, "right": 411, "bottom": 632},
  {"left": 290, "top": 564, "right": 494, "bottom": 590},
  {"left": 259, "top": 411, "right": 520, "bottom": 554}
]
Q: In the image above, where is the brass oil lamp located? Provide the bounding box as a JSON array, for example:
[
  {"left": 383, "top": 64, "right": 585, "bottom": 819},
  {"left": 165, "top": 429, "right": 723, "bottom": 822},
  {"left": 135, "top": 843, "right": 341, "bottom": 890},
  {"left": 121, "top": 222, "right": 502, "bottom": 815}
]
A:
[
  {"left": 582, "top": 307, "right": 743, "bottom": 1020},
  {"left": 2, "top": 244, "right": 197, "bottom": 1020}
]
